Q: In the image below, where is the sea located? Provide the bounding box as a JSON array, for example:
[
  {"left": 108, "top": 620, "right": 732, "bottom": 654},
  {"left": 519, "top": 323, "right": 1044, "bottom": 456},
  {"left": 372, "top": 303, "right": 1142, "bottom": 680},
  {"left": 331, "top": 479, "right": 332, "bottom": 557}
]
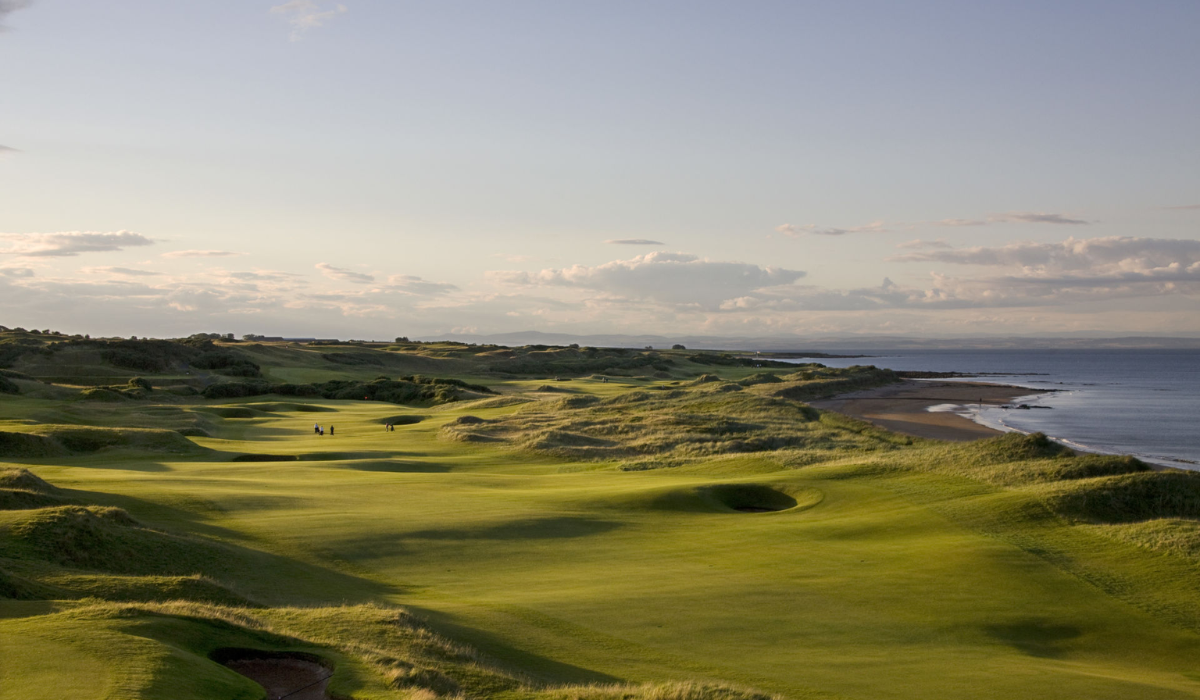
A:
[{"left": 780, "top": 349, "right": 1200, "bottom": 470}]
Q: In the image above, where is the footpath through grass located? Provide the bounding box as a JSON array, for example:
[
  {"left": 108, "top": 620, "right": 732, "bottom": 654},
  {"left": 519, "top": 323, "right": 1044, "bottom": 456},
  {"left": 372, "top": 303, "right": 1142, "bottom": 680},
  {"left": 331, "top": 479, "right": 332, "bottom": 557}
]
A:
[{"left": 2, "top": 338, "right": 1200, "bottom": 699}]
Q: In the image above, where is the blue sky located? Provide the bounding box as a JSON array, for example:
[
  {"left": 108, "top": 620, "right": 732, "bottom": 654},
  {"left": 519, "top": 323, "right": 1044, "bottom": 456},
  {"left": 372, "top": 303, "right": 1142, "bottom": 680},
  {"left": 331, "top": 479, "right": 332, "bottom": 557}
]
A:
[{"left": 1, "top": 1, "right": 1198, "bottom": 338}]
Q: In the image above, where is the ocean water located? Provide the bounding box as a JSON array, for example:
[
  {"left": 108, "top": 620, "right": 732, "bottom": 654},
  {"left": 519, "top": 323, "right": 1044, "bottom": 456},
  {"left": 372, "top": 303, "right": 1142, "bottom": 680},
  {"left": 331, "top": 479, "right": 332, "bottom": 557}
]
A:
[{"left": 782, "top": 349, "right": 1200, "bottom": 470}]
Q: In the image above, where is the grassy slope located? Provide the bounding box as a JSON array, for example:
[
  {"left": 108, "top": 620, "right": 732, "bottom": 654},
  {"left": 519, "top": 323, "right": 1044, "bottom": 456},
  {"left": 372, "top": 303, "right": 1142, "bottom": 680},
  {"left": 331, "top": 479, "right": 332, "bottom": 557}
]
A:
[{"left": 2, "top": 340, "right": 1200, "bottom": 699}]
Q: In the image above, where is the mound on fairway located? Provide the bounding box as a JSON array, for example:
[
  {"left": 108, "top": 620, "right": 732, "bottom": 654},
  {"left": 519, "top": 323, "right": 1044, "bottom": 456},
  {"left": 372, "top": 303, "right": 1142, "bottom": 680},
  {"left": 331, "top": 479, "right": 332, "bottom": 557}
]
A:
[
  {"left": 0, "top": 468, "right": 71, "bottom": 510},
  {"left": 0, "top": 426, "right": 208, "bottom": 457},
  {"left": 443, "top": 385, "right": 891, "bottom": 463},
  {"left": 0, "top": 431, "right": 69, "bottom": 458},
  {"left": 0, "top": 468, "right": 58, "bottom": 494},
  {"left": 197, "top": 406, "right": 266, "bottom": 419},
  {"left": 1045, "top": 470, "right": 1200, "bottom": 522}
]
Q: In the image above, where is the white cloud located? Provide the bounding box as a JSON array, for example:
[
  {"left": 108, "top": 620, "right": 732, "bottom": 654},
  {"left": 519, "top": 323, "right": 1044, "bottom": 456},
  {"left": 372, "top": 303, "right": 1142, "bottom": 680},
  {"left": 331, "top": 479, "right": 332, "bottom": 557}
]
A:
[
  {"left": 897, "top": 239, "right": 953, "bottom": 250},
  {"left": 315, "top": 262, "right": 374, "bottom": 283},
  {"left": 988, "top": 211, "right": 1089, "bottom": 225},
  {"left": 271, "top": 0, "right": 347, "bottom": 41},
  {"left": 0, "top": 237, "right": 1195, "bottom": 338},
  {"left": 606, "top": 239, "right": 665, "bottom": 246},
  {"left": 1167, "top": 204, "right": 1200, "bottom": 211},
  {"left": 0, "top": 0, "right": 31, "bottom": 30},
  {"left": 933, "top": 218, "right": 988, "bottom": 227},
  {"left": 386, "top": 274, "right": 459, "bottom": 296},
  {"left": 223, "top": 270, "right": 303, "bottom": 282},
  {"left": 776, "top": 221, "right": 888, "bottom": 237},
  {"left": 867, "top": 236, "right": 1200, "bottom": 309},
  {"left": 890, "top": 236, "right": 1200, "bottom": 276},
  {"left": 489, "top": 251, "right": 805, "bottom": 308},
  {"left": 779, "top": 211, "right": 1089, "bottom": 237},
  {"left": 162, "top": 249, "right": 242, "bottom": 259},
  {"left": 934, "top": 212, "right": 1089, "bottom": 227},
  {"left": 81, "top": 266, "right": 162, "bottom": 277},
  {"left": 0, "top": 231, "right": 154, "bottom": 257}
]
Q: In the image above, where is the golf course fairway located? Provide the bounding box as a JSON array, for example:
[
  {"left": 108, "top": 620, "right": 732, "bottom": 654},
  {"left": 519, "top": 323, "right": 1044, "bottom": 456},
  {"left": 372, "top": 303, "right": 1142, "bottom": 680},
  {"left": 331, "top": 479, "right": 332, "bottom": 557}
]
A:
[{"left": 2, "top": 337, "right": 1199, "bottom": 699}]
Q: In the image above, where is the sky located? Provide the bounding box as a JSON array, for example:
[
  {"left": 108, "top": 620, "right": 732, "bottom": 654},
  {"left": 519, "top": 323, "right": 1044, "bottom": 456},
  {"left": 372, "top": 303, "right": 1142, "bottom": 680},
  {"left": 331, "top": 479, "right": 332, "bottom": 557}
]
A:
[{"left": 1, "top": 0, "right": 1198, "bottom": 339}]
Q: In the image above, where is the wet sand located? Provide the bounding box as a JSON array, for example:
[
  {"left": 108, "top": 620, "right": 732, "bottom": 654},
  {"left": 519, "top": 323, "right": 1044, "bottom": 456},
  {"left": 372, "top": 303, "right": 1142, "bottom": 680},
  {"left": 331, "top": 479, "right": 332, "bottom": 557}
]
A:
[
  {"left": 224, "top": 657, "right": 332, "bottom": 700},
  {"left": 810, "top": 380, "right": 1043, "bottom": 442}
]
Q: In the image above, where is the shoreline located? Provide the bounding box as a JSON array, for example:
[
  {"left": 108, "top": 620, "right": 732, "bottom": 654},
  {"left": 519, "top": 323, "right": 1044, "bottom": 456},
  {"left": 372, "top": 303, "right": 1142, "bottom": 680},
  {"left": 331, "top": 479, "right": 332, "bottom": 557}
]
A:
[{"left": 809, "top": 380, "right": 1046, "bottom": 443}]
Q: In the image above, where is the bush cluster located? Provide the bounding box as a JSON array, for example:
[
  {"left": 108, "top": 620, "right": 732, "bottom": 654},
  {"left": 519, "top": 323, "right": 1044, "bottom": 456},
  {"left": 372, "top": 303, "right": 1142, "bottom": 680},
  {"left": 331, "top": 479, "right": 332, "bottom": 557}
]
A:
[
  {"left": 201, "top": 375, "right": 493, "bottom": 405},
  {"left": 78, "top": 377, "right": 157, "bottom": 401},
  {"left": 9, "top": 336, "right": 267, "bottom": 377},
  {"left": 488, "top": 346, "right": 672, "bottom": 376},
  {"left": 687, "top": 353, "right": 795, "bottom": 368}
]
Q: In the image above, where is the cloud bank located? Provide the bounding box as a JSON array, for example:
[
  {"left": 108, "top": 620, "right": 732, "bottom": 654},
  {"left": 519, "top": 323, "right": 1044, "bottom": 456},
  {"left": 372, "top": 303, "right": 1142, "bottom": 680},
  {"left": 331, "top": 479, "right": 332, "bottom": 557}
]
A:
[
  {"left": 162, "top": 249, "right": 242, "bottom": 259},
  {"left": 0, "top": 231, "right": 154, "bottom": 257},
  {"left": 315, "top": 262, "right": 374, "bottom": 284},
  {"left": 271, "top": 0, "right": 347, "bottom": 40},
  {"left": 490, "top": 251, "right": 805, "bottom": 308},
  {"left": 776, "top": 221, "right": 888, "bottom": 237},
  {"left": 935, "top": 211, "right": 1089, "bottom": 227},
  {"left": 81, "top": 267, "right": 162, "bottom": 277},
  {"left": 1, "top": 236, "right": 1196, "bottom": 338}
]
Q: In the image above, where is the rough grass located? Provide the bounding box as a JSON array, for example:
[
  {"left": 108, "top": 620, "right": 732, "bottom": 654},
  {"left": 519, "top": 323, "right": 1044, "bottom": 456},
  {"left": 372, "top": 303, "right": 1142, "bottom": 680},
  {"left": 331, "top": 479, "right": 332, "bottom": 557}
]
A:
[
  {"left": 441, "top": 380, "right": 905, "bottom": 466},
  {"left": 1091, "top": 519, "right": 1200, "bottom": 560},
  {"left": 0, "top": 488, "right": 70, "bottom": 511},
  {"left": 38, "top": 572, "right": 256, "bottom": 606},
  {"left": 0, "top": 468, "right": 58, "bottom": 493},
  {"left": 1040, "top": 470, "right": 1200, "bottom": 523},
  {"left": 0, "top": 425, "right": 210, "bottom": 457},
  {"left": 0, "top": 505, "right": 219, "bottom": 575},
  {"left": 0, "top": 431, "right": 69, "bottom": 458}
]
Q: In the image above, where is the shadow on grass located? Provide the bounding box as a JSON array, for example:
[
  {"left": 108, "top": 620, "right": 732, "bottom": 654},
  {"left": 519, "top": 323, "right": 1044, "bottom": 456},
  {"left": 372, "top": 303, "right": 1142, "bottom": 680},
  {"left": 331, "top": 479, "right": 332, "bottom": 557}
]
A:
[
  {"left": 983, "top": 619, "right": 1082, "bottom": 658},
  {"left": 325, "top": 517, "right": 624, "bottom": 562},
  {"left": 408, "top": 516, "right": 623, "bottom": 541},
  {"left": 411, "top": 604, "right": 624, "bottom": 686},
  {"left": 334, "top": 460, "right": 452, "bottom": 473},
  {"left": 45, "top": 486, "right": 401, "bottom": 604}
]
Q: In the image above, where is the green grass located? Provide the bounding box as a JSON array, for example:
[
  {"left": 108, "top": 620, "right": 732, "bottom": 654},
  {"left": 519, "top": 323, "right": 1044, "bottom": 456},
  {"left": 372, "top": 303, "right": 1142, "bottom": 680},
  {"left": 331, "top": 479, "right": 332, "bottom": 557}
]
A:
[{"left": 3, "top": 339, "right": 1200, "bottom": 699}]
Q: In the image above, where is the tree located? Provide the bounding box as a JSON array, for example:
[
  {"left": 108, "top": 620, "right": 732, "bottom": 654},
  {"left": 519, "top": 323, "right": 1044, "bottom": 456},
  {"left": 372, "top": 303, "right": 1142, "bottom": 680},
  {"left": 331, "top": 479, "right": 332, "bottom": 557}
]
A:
[{"left": 672, "top": 344, "right": 686, "bottom": 350}]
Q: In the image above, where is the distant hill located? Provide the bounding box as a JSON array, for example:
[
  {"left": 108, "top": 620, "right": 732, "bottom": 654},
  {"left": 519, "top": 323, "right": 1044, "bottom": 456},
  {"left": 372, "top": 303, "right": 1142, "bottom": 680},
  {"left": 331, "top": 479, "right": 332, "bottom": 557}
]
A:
[{"left": 428, "top": 330, "right": 1200, "bottom": 352}]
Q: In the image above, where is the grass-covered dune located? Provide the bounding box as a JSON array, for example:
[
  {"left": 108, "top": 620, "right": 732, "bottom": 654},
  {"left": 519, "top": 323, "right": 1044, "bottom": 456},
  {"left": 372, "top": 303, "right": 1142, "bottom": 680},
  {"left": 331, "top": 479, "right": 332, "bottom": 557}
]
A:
[{"left": 3, "top": 330, "right": 1200, "bottom": 699}]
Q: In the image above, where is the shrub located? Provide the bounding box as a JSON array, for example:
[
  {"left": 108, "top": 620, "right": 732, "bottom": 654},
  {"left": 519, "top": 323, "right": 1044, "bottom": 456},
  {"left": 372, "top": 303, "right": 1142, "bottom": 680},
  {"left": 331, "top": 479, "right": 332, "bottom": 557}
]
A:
[
  {"left": 1046, "top": 470, "right": 1200, "bottom": 523},
  {"left": 80, "top": 388, "right": 126, "bottom": 402}
]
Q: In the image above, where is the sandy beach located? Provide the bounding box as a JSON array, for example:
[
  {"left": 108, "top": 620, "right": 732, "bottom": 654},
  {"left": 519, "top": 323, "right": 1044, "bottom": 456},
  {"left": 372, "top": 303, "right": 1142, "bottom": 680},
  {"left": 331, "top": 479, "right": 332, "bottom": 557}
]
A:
[{"left": 810, "top": 380, "right": 1044, "bottom": 442}]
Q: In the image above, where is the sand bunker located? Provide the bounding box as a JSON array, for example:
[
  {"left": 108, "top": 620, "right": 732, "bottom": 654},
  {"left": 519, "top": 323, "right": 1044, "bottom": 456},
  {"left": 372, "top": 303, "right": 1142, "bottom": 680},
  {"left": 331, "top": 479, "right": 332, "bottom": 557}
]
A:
[
  {"left": 214, "top": 649, "right": 333, "bottom": 700},
  {"left": 701, "top": 484, "right": 820, "bottom": 513},
  {"left": 231, "top": 454, "right": 299, "bottom": 462},
  {"left": 376, "top": 415, "right": 424, "bottom": 425}
]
